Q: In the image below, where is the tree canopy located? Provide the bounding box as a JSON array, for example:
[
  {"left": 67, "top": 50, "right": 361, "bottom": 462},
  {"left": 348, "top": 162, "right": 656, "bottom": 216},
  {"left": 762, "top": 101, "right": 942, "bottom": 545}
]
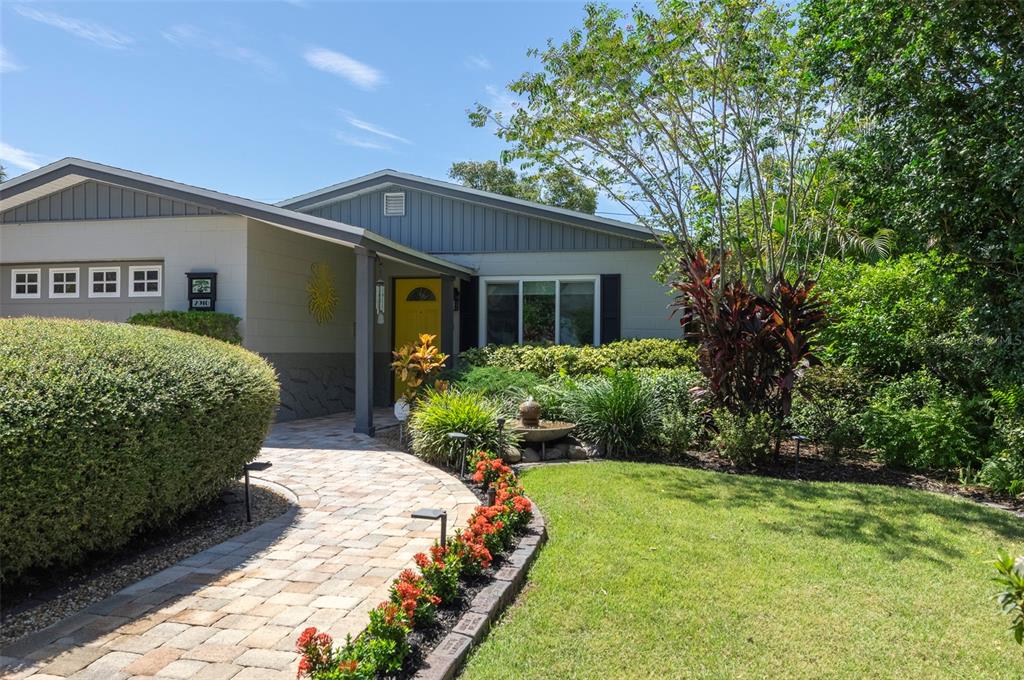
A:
[
  {"left": 448, "top": 160, "right": 597, "bottom": 214},
  {"left": 470, "top": 0, "right": 885, "bottom": 290}
]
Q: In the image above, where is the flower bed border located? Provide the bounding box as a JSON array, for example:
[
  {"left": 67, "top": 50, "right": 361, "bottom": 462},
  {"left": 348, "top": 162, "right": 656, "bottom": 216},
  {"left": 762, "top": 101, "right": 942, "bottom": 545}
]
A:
[{"left": 412, "top": 499, "right": 547, "bottom": 680}]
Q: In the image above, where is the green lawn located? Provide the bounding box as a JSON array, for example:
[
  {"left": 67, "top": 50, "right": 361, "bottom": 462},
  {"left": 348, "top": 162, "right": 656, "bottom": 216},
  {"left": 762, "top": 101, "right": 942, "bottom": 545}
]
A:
[{"left": 461, "top": 462, "right": 1024, "bottom": 679}]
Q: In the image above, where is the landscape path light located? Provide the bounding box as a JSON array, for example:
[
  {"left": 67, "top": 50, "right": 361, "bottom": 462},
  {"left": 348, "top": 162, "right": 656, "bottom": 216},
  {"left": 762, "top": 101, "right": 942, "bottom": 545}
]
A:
[
  {"left": 242, "top": 461, "right": 272, "bottom": 522},
  {"left": 448, "top": 431, "right": 469, "bottom": 478},
  {"left": 792, "top": 435, "right": 808, "bottom": 477},
  {"left": 411, "top": 508, "right": 447, "bottom": 547}
]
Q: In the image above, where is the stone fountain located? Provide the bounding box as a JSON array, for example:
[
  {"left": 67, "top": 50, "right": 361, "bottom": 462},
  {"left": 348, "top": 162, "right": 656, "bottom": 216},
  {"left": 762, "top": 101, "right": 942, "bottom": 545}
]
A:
[{"left": 510, "top": 396, "right": 576, "bottom": 460}]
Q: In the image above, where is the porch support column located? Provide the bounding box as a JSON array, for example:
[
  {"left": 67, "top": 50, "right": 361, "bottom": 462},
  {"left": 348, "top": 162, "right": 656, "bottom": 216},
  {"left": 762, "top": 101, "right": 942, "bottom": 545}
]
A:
[
  {"left": 354, "top": 246, "right": 375, "bottom": 436},
  {"left": 440, "top": 275, "right": 455, "bottom": 365}
]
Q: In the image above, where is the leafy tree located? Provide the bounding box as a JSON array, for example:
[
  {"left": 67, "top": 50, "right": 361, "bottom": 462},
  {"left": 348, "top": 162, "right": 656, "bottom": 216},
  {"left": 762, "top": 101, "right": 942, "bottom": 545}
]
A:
[
  {"left": 471, "top": 0, "right": 878, "bottom": 291},
  {"left": 448, "top": 159, "right": 597, "bottom": 214},
  {"left": 804, "top": 0, "right": 1024, "bottom": 372},
  {"left": 804, "top": 0, "right": 1023, "bottom": 274},
  {"left": 449, "top": 160, "right": 540, "bottom": 202},
  {"left": 537, "top": 166, "right": 598, "bottom": 214},
  {"left": 0, "top": 164, "right": 6, "bottom": 183}
]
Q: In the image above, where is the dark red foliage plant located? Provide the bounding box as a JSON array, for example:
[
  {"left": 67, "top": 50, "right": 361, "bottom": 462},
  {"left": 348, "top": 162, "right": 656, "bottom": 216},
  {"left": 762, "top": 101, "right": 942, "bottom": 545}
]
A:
[{"left": 671, "top": 251, "right": 826, "bottom": 422}]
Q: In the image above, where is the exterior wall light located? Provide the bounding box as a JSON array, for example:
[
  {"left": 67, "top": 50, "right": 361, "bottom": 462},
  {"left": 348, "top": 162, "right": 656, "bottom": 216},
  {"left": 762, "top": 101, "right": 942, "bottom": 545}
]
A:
[
  {"left": 243, "top": 461, "right": 272, "bottom": 522},
  {"left": 375, "top": 279, "right": 386, "bottom": 325},
  {"left": 411, "top": 508, "right": 447, "bottom": 546}
]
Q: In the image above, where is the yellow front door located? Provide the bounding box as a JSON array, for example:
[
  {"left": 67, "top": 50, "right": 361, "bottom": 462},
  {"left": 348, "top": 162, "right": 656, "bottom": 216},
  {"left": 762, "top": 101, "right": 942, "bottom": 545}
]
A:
[{"left": 393, "top": 277, "right": 442, "bottom": 401}]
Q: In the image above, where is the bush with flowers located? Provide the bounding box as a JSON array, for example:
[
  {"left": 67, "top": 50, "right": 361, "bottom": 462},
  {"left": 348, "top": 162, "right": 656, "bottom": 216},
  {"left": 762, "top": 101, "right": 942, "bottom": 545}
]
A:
[{"left": 297, "top": 448, "right": 536, "bottom": 679}]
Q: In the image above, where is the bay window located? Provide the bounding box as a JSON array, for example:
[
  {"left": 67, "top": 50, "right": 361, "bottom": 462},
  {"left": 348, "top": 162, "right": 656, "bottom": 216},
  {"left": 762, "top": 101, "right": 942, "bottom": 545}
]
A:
[{"left": 481, "top": 276, "right": 598, "bottom": 346}]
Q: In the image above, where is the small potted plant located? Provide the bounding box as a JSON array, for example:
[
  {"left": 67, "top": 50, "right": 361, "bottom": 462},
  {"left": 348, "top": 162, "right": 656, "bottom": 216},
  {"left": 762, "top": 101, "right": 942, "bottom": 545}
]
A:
[{"left": 391, "top": 333, "right": 448, "bottom": 421}]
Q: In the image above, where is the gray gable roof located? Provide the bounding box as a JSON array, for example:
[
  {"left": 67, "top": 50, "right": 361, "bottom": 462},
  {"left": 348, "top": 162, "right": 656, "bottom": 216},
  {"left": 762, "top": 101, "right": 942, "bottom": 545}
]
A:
[
  {"left": 277, "top": 169, "right": 655, "bottom": 244},
  {"left": 0, "top": 158, "right": 474, "bottom": 278}
]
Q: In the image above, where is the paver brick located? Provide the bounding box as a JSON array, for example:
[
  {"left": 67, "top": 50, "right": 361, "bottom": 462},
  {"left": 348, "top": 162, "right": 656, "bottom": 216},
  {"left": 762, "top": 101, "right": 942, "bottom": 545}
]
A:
[{"left": 3, "top": 412, "right": 478, "bottom": 680}]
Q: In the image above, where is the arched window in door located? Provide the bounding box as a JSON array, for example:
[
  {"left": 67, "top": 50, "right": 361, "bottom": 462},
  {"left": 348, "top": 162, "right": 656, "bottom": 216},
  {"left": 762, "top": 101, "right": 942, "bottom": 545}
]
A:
[{"left": 406, "top": 286, "right": 437, "bottom": 302}]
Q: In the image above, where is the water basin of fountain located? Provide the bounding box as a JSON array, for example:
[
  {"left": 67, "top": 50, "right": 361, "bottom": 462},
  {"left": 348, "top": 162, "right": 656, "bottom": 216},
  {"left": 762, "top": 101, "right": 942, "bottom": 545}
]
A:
[{"left": 511, "top": 419, "right": 577, "bottom": 443}]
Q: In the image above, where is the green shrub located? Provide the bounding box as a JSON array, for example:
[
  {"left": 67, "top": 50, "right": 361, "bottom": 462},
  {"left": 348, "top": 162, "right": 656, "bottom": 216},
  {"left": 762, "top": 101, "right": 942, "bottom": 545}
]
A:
[
  {"left": 817, "top": 253, "right": 997, "bottom": 391},
  {"left": 0, "top": 318, "right": 279, "bottom": 582},
  {"left": 128, "top": 310, "right": 243, "bottom": 344},
  {"left": 409, "top": 388, "right": 505, "bottom": 465},
  {"left": 458, "top": 338, "right": 696, "bottom": 377},
  {"left": 789, "top": 365, "right": 870, "bottom": 458},
  {"left": 565, "top": 370, "right": 661, "bottom": 456},
  {"left": 980, "top": 385, "right": 1024, "bottom": 496},
  {"left": 450, "top": 366, "right": 543, "bottom": 418},
  {"left": 712, "top": 409, "right": 776, "bottom": 467},
  {"left": 861, "top": 371, "right": 984, "bottom": 471}
]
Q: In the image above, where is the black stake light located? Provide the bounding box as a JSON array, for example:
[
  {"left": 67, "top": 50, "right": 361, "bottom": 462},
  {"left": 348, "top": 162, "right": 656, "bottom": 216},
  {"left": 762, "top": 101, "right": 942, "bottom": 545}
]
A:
[
  {"left": 448, "top": 431, "right": 469, "bottom": 478},
  {"left": 496, "top": 417, "right": 506, "bottom": 459},
  {"left": 792, "top": 435, "right": 808, "bottom": 477},
  {"left": 411, "top": 508, "right": 447, "bottom": 547},
  {"left": 242, "top": 461, "right": 272, "bottom": 522}
]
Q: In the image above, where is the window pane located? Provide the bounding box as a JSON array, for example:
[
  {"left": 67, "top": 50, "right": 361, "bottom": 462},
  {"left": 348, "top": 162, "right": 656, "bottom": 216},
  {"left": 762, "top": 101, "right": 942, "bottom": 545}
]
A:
[
  {"left": 559, "top": 281, "right": 595, "bottom": 345},
  {"left": 485, "top": 283, "right": 519, "bottom": 345},
  {"left": 523, "top": 281, "right": 556, "bottom": 344}
]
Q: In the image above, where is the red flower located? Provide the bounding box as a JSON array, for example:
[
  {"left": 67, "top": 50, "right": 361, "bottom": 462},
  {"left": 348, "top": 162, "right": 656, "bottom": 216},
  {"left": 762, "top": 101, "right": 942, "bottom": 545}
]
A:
[
  {"left": 338, "top": 660, "right": 358, "bottom": 673},
  {"left": 296, "top": 626, "right": 318, "bottom": 650},
  {"left": 297, "top": 657, "right": 311, "bottom": 679},
  {"left": 414, "top": 552, "right": 430, "bottom": 569}
]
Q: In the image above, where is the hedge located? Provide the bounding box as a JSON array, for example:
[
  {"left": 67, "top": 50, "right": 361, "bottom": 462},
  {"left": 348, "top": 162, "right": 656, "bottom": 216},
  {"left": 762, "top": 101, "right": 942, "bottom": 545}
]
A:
[
  {"left": 458, "top": 338, "right": 696, "bottom": 377},
  {"left": 0, "top": 318, "right": 279, "bottom": 582},
  {"left": 128, "top": 310, "right": 243, "bottom": 344}
]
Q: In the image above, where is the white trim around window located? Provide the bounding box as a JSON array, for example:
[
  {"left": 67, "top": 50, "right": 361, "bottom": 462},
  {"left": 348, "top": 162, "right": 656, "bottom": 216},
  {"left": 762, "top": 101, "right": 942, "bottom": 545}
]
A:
[
  {"left": 128, "top": 265, "right": 162, "bottom": 297},
  {"left": 478, "top": 275, "right": 600, "bottom": 347},
  {"left": 88, "top": 266, "right": 121, "bottom": 298},
  {"left": 49, "top": 267, "right": 80, "bottom": 298},
  {"left": 11, "top": 268, "right": 41, "bottom": 299}
]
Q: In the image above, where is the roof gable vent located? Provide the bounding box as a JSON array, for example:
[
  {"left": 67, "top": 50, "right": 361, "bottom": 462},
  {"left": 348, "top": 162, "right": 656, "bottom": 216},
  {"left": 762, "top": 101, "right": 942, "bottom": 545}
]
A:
[{"left": 383, "top": 191, "right": 406, "bottom": 217}]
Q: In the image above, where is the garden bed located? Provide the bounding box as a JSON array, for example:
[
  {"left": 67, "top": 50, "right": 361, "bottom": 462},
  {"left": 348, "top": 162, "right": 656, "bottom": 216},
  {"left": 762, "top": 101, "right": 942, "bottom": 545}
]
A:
[
  {"left": 0, "top": 481, "right": 293, "bottom": 644},
  {"left": 668, "top": 440, "right": 1024, "bottom": 516}
]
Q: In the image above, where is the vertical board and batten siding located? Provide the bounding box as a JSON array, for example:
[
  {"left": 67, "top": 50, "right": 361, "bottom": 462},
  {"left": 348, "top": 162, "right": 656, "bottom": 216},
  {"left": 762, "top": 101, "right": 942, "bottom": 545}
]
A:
[
  {"left": 0, "top": 180, "right": 224, "bottom": 224},
  {"left": 303, "top": 186, "right": 652, "bottom": 254}
]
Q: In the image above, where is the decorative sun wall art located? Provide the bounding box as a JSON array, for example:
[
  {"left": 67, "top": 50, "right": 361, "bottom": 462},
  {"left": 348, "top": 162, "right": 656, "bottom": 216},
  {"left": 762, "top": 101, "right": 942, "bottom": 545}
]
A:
[{"left": 306, "top": 262, "right": 339, "bottom": 325}]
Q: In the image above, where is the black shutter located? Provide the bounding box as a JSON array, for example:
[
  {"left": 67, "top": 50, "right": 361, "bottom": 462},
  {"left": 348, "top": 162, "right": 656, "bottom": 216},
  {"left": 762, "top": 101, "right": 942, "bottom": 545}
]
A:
[
  {"left": 459, "top": 276, "right": 479, "bottom": 352},
  {"left": 600, "top": 274, "right": 621, "bottom": 344}
]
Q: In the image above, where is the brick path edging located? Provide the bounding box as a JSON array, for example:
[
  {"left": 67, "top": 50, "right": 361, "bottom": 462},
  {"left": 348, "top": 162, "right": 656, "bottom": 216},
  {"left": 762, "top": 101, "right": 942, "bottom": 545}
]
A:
[{"left": 412, "top": 500, "right": 547, "bottom": 680}]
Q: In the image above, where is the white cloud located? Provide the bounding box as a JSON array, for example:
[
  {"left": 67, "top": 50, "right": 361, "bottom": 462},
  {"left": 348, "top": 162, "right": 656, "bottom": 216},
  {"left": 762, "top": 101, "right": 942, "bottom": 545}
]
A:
[
  {"left": 465, "top": 55, "right": 491, "bottom": 71},
  {"left": 14, "top": 6, "right": 134, "bottom": 50},
  {"left": 339, "top": 112, "right": 410, "bottom": 144},
  {"left": 334, "top": 132, "right": 390, "bottom": 151},
  {"left": 162, "top": 25, "right": 277, "bottom": 74},
  {"left": 484, "top": 84, "right": 519, "bottom": 120},
  {"left": 0, "top": 142, "right": 45, "bottom": 172},
  {"left": 0, "top": 46, "right": 22, "bottom": 73},
  {"left": 304, "top": 47, "right": 382, "bottom": 90}
]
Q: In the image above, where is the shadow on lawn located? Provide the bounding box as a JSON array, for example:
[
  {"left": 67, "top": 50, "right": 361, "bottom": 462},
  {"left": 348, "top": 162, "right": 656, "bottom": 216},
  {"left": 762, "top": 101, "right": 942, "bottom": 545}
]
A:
[{"left": 617, "top": 465, "right": 1024, "bottom": 567}]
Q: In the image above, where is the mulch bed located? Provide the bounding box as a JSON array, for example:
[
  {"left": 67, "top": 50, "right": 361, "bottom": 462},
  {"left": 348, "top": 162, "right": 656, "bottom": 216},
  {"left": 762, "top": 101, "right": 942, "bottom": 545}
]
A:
[
  {"left": 384, "top": 475, "right": 513, "bottom": 680},
  {"left": 621, "top": 440, "right": 1024, "bottom": 516},
  {"left": 0, "top": 481, "right": 294, "bottom": 644}
]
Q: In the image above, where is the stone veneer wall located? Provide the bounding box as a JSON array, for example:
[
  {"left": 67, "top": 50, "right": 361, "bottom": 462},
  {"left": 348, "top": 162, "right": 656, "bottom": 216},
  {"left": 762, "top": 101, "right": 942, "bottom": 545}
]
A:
[{"left": 264, "top": 353, "right": 393, "bottom": 421}]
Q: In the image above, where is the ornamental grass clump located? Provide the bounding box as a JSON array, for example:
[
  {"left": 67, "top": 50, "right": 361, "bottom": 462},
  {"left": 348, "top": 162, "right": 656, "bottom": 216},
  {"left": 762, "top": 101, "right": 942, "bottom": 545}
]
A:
[
  {"left": 565, "top": 369, "right": 661, "bottom": 456},
  {"left": 296, "top": 451, "right": 535, "bottom": 679},
  {"left": 408, "top": 388, "right": 504, "bottom": 464}
]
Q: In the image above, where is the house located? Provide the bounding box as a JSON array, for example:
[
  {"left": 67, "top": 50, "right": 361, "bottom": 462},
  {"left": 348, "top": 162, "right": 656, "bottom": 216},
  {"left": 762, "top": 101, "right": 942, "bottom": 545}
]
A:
[{"left": 0, "top": 158, "right": 679, "bottom": 433}]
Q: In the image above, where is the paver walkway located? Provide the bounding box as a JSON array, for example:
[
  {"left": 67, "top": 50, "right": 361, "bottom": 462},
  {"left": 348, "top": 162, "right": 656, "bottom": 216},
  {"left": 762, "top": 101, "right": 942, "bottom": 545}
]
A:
[{"left": 1, "top": 411, "right": 478, "bottom": 680}]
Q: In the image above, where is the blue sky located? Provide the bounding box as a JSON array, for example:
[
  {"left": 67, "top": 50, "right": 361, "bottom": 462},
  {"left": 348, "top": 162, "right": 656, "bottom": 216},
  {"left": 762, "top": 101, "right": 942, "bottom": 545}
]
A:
[{"left": 1, "top": 1, "right": 632, "bottom": 205}]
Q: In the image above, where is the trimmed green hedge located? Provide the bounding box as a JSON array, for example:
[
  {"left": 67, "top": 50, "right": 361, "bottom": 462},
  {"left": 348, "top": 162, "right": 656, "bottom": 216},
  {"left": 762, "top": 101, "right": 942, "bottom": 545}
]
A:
[
  {"left": 128, "top": 310, "right": 243, "bottom": 344},
  {"left": 0, "top": 318, "right": 279, "bottom": 582},
  {"left": 459, "top": 338, "right": 696, "bottom": 377}
]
